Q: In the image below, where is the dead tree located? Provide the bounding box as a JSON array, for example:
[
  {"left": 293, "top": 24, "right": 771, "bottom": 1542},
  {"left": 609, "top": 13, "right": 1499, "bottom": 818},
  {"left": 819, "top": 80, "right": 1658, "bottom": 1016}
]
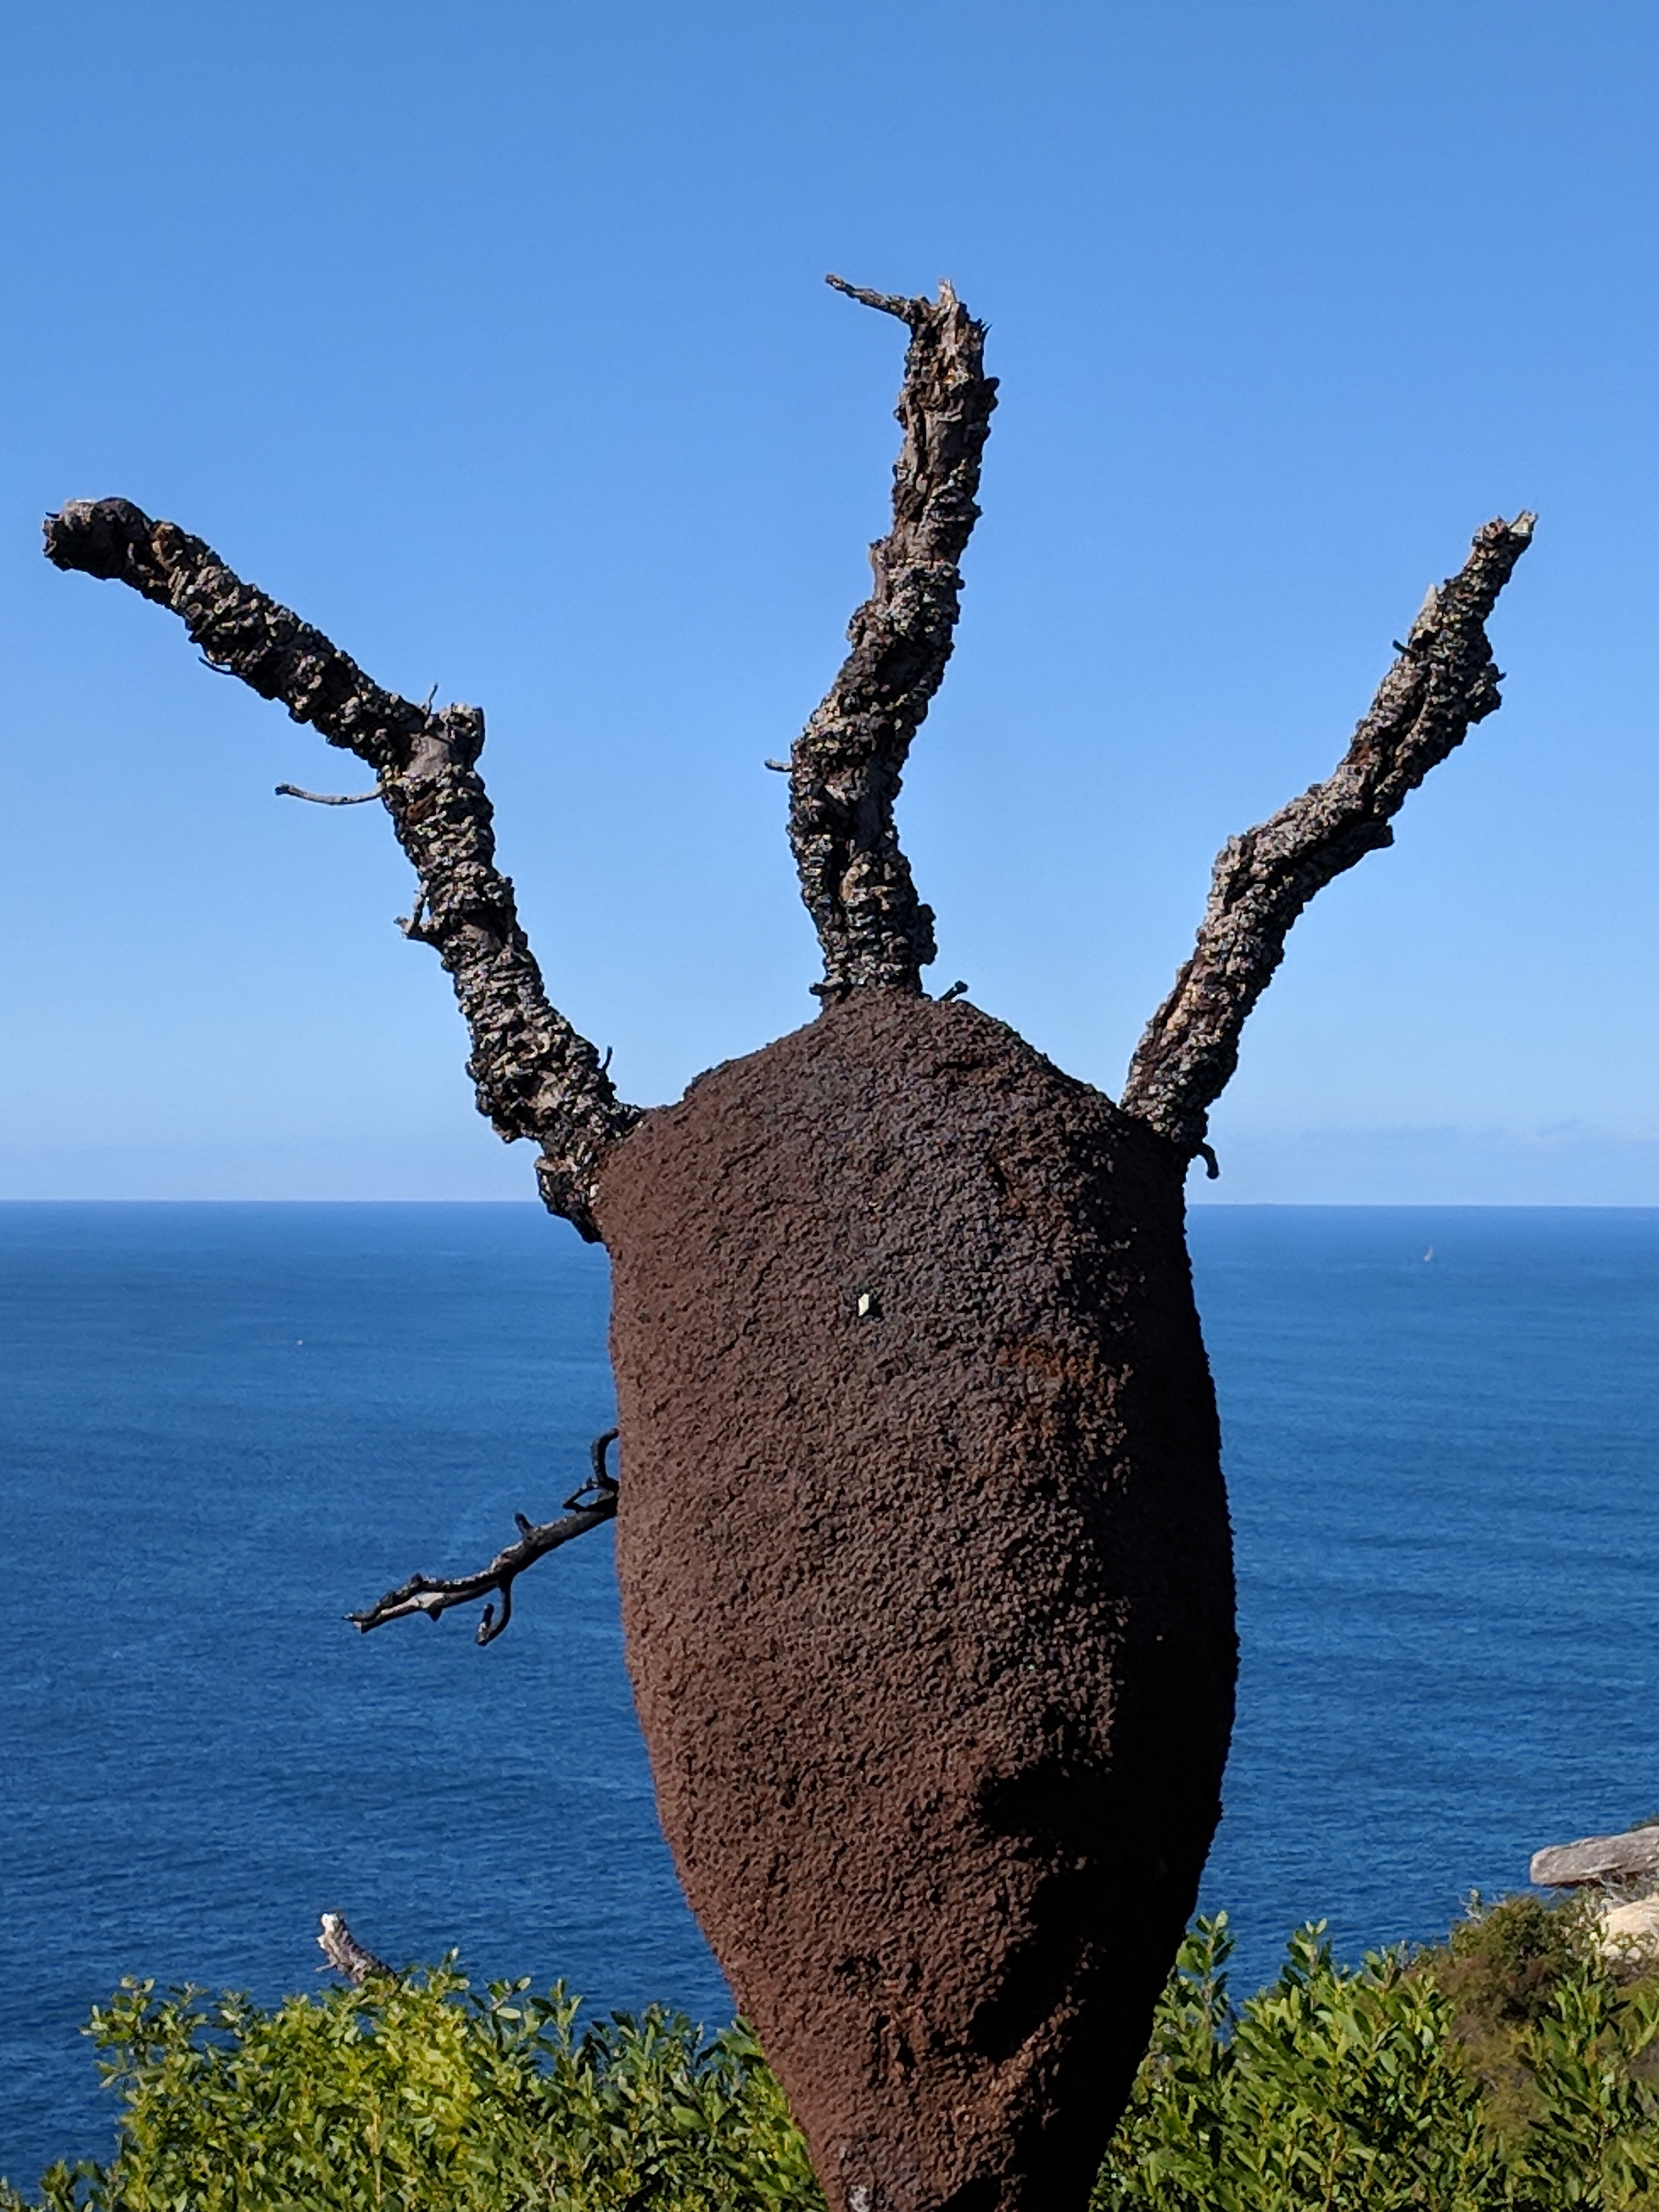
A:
[{"left": 45, "top": 278, "right": 1533, "bottom": 2212}]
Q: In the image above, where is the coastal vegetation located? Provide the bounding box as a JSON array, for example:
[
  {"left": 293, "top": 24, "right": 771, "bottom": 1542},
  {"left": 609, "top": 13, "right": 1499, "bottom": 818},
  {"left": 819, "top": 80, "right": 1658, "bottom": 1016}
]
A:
[{"left": 10, "top": 1895, "right": 1659, "bottom": 2211}]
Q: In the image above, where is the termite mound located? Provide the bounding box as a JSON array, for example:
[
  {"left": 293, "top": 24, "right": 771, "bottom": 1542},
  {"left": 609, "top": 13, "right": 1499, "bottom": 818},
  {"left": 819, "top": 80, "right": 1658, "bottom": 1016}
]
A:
[
  {"left": 44, "top": 269, "right": 1532, "bottom": 2212},
  {"left": 600, "top": 988, "right": 1236, "bottom": 2212}
]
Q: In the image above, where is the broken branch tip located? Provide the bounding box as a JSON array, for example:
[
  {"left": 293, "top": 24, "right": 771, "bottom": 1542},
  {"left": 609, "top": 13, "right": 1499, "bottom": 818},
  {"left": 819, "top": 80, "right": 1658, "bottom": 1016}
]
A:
[{"left": 825, "top": 273, "right": 923, "bottom": 325}]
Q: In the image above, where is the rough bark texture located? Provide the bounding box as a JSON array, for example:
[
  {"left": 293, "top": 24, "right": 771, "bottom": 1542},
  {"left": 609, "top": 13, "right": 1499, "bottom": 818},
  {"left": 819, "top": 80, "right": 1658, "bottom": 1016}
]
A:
[
  {"left": 598, "top": 989, "right": 1236, "bottom": 2212},
  {"left": 790, "top": 281, "right": 998, "bottom": 997},
  {"left": 317, "top": 1913, "right": 393, "bottom": 1985},
  {"left": 42, "top": 498, "right": 635, "bottom": 1239},
  {"left": 1121, "top": 514, "right": 1536, "bottom": 1155}
]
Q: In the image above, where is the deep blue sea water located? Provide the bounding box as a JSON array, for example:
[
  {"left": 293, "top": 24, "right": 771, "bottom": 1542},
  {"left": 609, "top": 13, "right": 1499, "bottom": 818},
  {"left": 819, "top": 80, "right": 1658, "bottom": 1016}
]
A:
[{"left": 3, "top": 1202, "right": 1657, "bottom": 2187}]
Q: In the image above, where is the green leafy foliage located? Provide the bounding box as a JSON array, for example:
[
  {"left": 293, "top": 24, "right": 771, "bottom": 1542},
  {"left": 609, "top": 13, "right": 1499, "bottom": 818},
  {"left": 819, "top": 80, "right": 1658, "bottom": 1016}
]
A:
[
  {"left": 0, "top": 1966, "right": 825, "bottom": 2212},
  {"left": 1436, "top": 1889, "right": 1601, "bottom": 2143},
  {"left": 1097, "top": 1901, "right": 1659, "bottom": 2210},
  {"left": 11, "top": 1901, "right": 1659, "bottom": 2211}
]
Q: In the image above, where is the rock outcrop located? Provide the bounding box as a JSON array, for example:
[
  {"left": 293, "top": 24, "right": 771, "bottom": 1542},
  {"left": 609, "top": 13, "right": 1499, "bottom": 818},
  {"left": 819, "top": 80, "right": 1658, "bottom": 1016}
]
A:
[
  {"left": 1531, "top": 1825, "right": 1659, "bottom": 1891},
  {"left": 1531, "top": 1822, "right": 1659, "bottom": 1963}
]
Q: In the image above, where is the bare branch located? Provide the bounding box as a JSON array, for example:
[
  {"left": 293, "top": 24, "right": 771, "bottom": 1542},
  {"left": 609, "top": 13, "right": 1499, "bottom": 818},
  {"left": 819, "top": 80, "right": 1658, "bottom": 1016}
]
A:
[
  {"left": 349, "top": 1431, "right": 620, "bottom": 1646},
  {"left": 317, "top": 1912, "right": 394, "bottom": 1985},
  {"left": 1120, "top": 513, "right": 1537, "bottom": 1157},
  {"left": 790, "top": 279, "right": 998, "bottom": 997},
  {"left": 43, "top": 499, "right": 638, "bottom": 1239},
  {"left": 276, "top": 781, "right": 378, "bottom": 805},
  {"left": 823, "top": 274, "right": 929, "bottom": 325}
]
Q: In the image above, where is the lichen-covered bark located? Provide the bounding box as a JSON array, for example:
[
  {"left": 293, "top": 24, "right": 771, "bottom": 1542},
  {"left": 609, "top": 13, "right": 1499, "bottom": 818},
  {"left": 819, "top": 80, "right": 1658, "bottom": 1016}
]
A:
[
  {"left": 789, "top": 279, "right": 998, "bottom": 996},
  {"left": 1119, "top": 514, "right": 1536, "bottom": 1157},
  {"left": 43, "top": 498, "right": 636, "bottom": 1238}
]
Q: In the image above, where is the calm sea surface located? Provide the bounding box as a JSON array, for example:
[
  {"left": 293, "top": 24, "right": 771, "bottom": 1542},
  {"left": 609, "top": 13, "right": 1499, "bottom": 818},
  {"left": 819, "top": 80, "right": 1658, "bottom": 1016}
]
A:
[{"left": 3, "top": 1202, "right": 1657, "bottom": 2185}]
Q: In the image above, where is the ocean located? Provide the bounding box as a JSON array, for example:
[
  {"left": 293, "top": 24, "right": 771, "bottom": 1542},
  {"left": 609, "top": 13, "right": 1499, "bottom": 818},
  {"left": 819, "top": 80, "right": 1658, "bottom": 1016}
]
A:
[{"left": 3, "top": 1202, "right": 1657, "bottom": 2186}]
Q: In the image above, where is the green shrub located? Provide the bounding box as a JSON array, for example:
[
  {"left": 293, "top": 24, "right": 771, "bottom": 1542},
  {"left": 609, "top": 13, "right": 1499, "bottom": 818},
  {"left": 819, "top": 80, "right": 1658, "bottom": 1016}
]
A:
[
  {"left": 1098, "top": 1901, "right": 1659, "bottom": 2211},
  {"left": 0, "top": 1966, "right": 825, "bottom": 2211},
  {"left": 1433, "top": 1890, "right": 1602, "bottom": 2143},
  {"left": 13, "top": 1902, "right": 1659, "bottom": 2211},
  {"left": 1095, "top": 1915, "right": 1502, "bottom": 2210}
]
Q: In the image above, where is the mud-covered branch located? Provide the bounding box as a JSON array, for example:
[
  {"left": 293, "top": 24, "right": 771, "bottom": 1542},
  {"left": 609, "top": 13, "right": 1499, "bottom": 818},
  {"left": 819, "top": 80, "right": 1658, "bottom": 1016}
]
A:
[
  {"left": 43, "top": 498, "right": 637, "bottom": 1239},
  {"left": 1120, "top": 513, "right": 1537, "bottom": 1157},
  {"left": 349, "top": 1431, "right": 620, "bottom": 1646},
  {"left": 790, "top": 278, "right": 998, "bottom": 997}
]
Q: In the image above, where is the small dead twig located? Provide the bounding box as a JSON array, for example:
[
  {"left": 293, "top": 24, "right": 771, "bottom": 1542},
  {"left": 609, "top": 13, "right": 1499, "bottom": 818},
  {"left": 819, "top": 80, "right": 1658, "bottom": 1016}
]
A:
[
  {"left": 397, "top": 889, "right": 432, "bottom": 940},
  {"left": 317, "top": 1912, "right": 394, "bottom": 1985},
  {"left": 276, "top": 782, "right": 379, "bottom": 805},
  {"left": 349, "top": 1431, "right": 620, "bottom": 1646}
]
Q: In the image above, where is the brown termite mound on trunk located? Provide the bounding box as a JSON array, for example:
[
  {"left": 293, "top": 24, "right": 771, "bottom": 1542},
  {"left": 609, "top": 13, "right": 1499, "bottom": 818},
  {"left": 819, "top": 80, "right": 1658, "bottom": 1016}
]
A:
[
  {"left": 599, "top": 987, "right": 1234, "bottom": 2212},
  {"left": 46, "top": 267, "right": 1534, "bottom": 2212}
]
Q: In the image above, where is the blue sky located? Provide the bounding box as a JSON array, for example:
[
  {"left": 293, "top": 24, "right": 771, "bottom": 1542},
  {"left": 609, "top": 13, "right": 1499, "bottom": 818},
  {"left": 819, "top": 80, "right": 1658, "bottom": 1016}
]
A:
[{"left": 3, "top": 1, "right": 1655, "bottom": 1207}]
